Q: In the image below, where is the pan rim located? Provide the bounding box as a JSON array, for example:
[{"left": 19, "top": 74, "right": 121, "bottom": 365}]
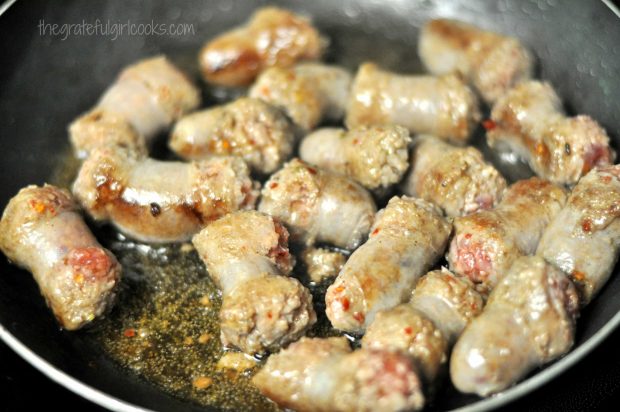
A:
[{"left": 3, "top": 309, "right": 620, "bottom": 411}]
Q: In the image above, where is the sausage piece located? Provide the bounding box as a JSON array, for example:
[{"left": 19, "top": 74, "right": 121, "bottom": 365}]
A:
[
  {"left": 537, "top": 165, "right": 620, "bottom": 305},
  {"left": 169, "top": 97, "right": 295, "bottom": 174},
  {"left": 447, "top": 177, "right": 567, "bottom": 294},
  {"left": 301, "top": 247, "right": 347, "bottom": 284},
  {"left": 363, "top": 269, "right": 483, "bottom": 386},
  {"left": 419, "top": 19, "right": 533, "bottom": 103},
  {"left": 0, "top": 185, "right": 121, "bottom": 330},
  {"left": 299, "top": 125, "right": 411, "bottom": 191},
  {"left": 325, "top": 196, "right": 451, "bottom": 333},
  {"left": 450, "top": 256, "right": 579, "bottom": 396},
  {"left": 249, "top": 63, "right": 352, "bottom": 131},
  {"left": 402, "top": 135, "right": 507, "bottom": 217},
  {"left": 192, "top": 211, "right": 315, "bottom": 354},
  {"left": 70, "top": 56, "right": 200, "bottom": 158},
  {"left": 252, "top": 337, "right": 426, "bottom": 412},
  {"left": 73, "top": 145, "right": 258, "bottom": 243},
  {"left": 199, "top": 7, "right": 324, "bottom": 87},
  {"left": 258, "top": 158, "right": 376, "bottom": 250},
  {"left": 487, "top": 81, "right": 615, "bottom": 185},
  {"left": 345, "top": 63, "right": 480, "bottom": 144}
]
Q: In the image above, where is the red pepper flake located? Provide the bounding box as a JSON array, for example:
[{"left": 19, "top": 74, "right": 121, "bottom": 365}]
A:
[
  {"left": 581, "top": 219, "right": 592, "bottom": 233},
  {"left": 340, "top": 297, "right": 350, "bottom": 311},
  {"left": 482, "top": 120, "right": 496, "bottom": 131},
  {"left": 464, "top": 233, "right": 472, "bottom": 240},
  {"left": 29, "top": 199, "right": 47, "bottom": 214},
  {"left": 267, "top": 311, "right": 273, "bottom": 319},
  {"left": 353, "top": 312, "right": 365, "bottom": 324},
  {"left": 307, "top": 167, "right": 317, "bottom": 175},
  {"left": 269, "top": 182, "right": 279, "bottom": 189},
  {"left": 371, "top": 228, "right": 380, "bottom": 236},
  {"left": 333, "top": 285, "right": 345, "bottom": 294},
  {"left": 404, "top": 326, "right": 413, "bottom": 335},
  {"left": 572, "top": 270, "right": 586, "bottom": 282},
  {"left": 123, "top": 328, "right": 136, "bottom": 338},
  {"left": 601, "top": 175, "right": 612, "bottom": 184},
  {"left": 352, "top": 138, "right": 360, "bottom": 145}
]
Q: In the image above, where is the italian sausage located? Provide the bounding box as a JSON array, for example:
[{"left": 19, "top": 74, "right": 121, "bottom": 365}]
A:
[
  {"left": 447, "top": 177, "right": 567, "bottom": 294},
  {"left": 192, "top": 211, "right": 315, "bottom": 354},
  {"left": 258, "top": 158, "right": 376, "bottom": 250},
  {"left": 249, "top": 63, "right": 352, "bottom": 131},
  {"left": 198, "top": 7, "right": 324, "bottom": 87},
  {"left": 537, "top": 165, "right": 620, "bottom": 305},
  {"left": 363, "top": 269, "right": 483, "bottom": 386},
  {"left": 0, "top": 185, "right": 121, "bottom": 330},
  {"left": 345, "top": 63, "right": 480, "bottom": 144},
  {"left": 450, "top": 256, "right": 579, "bottom": 396},
  {"left": 72, "top": 145, "right": 258, "bottom": 243},
  {"left": 325, "top": 196, "right": 451, "bottom": 333},
  {"left": 301, "top": 247, "right": 347, "bottom": 284},
  {"left": 402, "top": 135, "right": 507, "bottom": 217},
  {"left": 169, "top": 97, "right": 295, "bottom": 174},
  {"left": 299, "top": 125, "right": 411, "bottom": 191},
  {"left": 252, "top": 336, "right": 425, "bottom": 412},
  {"left": 419, "top": 18, "right": 533, "bottom": 103},
  {"left": 70, "top": 56, "right": 200, "bottom": 158},
  {"left": 486, "top": 80, "right": 615, "bottom": 185}
]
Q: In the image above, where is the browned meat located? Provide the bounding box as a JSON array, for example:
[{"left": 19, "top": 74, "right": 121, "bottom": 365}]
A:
[
  {"left": 169, "top": 97, "right": 295, "bottom": 174},
  {"left": 70, "top": 56, "right": 200, "bottom": 158},
  {"left": 450, "top": 256, "right": 579, "bottom": 396},
  {"left": 72, "top": 145, "right": 258, "bottom": 243},
  {"left": 252, "top": 337, "right": 426, "bottom": 412},
  {"left": 363, "top": 269, "right": 483, "bottom": 387},
  {"left": 198, "top": 7, "right": 324, "bottom": 87},
  {"left": 325, "top": 196, "right": 451, "bottom": 333},
  {"left": 249, "top": 63, "right": 352, "bottom": 131},
  {"left": 258, "top": 158, "right": 376, "bottom": 250},
  {"left": 402, "top": 135, "right": 507, "bottom": 217},
  {"left": 538, "top": 165, "right": 620, "bottom": 305},
  {"left": 300, "top": 125, "right": 411, "bottom": 191},
  {"left": 487, "top": 81, "right": 615, "bottom": 185},
  {"left": 345, "top": 63, "right": 480, "bottom": 144},
  {"left": 192, "top": 211, "right": 316, "bottom": 354},
  {"left": 419, "top": 19, "right": 533, "bottom": 103},
  {"left": 0, "top": 185, "right": 121, "bottom": 330},
  {"left": 301, "top": 247, "right": 347, "bottom": 284},
  {"left": 447, "top": 177, "right": 567, "bottom": 294}
]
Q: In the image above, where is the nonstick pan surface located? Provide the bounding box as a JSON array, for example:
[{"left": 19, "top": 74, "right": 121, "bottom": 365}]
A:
[{"left": 1, "top": 1, "right": 620, "bottom": 411}]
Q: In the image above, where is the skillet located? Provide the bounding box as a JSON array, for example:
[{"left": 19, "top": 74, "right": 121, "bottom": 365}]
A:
[{"left": 1, "top": 0, "right": 620, "bottom": 411}]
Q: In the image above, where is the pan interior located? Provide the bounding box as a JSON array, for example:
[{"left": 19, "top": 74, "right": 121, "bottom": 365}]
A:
[{"left": 1, "top": 1, "right": 619, "bottom": 411}]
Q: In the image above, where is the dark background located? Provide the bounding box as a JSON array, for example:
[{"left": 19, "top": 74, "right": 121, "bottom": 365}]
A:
[{"left": 2, "top": 0, "right": 620, "bottom": 411}]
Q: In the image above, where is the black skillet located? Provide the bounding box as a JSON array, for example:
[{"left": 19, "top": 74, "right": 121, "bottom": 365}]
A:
[{"left": 1, "top": 0, "right": 620, "bottom": 411}]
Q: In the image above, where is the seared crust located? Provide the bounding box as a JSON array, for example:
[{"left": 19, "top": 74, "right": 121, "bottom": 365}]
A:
[
  {"left": 192, "top": 211, "right": 315, "bottom": 354},
  {"left": 403, "top": 135, "right": 506, "bottom": 217},
  {"left": 252, "top": 337, "right": 426, "bottom": 412},
  {"left": 73, "top": 145, "right": 257, "bottom": 243},
  {"left": 346, "top": 63, "right": 480, "bottom": 144},
  {"left": 419, "top": 19, "right": 533, "bottom": 103},
  {"left": 258, "top": 158, "right": 376, "bottom": 250},
  {"left": 538, "top": 165, "right": 620, "bottom": 304},
  {"left": 199, "top": 7, "right": 324, "bottom": 87},
  {"left": 487, "top": 81, "right": 615, "bottom": 185},
  {"left": 170, "top": 97, "right": 295, "bottom": 174},
  {"left": 325, "top": 196, "right": 451, "bottom": 333},
  {"left": 0, "top": 185, "right": 121, "bottom": 330},
  {"left": 300, "top": 125, "right": 411, "bottom": 190},
  {"left": 447, "top": 177, "right": 567, "bottom": 293},
  {"left": 450, "top": 256, "right": 579, "bottom": 396}
]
